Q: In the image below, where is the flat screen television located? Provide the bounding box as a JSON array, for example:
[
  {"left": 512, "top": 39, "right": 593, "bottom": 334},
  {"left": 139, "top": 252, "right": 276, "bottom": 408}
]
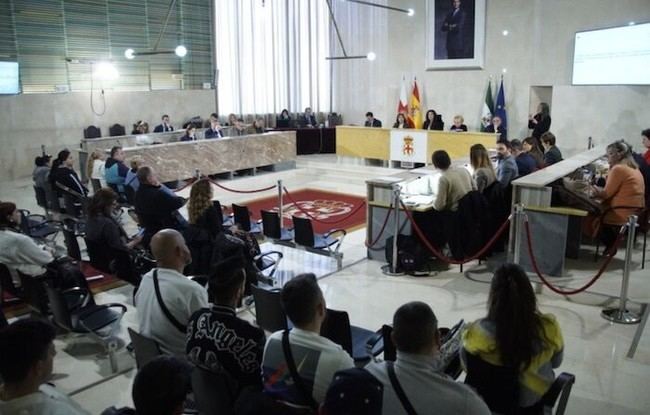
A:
[
  {"left": 572, "top": 22, "right": 650, "bottom": 85},
  {"left": 0, "top": 62, "right": 20, "bottom": 94}
]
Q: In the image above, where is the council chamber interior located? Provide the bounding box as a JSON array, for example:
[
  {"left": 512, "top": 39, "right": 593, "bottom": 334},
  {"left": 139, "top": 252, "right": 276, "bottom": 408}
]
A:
[{"left": 0, "top": 1, "right": 649, "bottom": 414}]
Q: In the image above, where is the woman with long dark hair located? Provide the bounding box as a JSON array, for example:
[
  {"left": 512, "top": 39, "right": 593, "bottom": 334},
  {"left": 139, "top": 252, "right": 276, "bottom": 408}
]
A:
[
  {"left": 85, "top": 188, "right": 142, "bottom": 285},
  {"left": 462, "top": 263, "right": 564, "bottom": 409},
  {"left": 49, "top": 149, "right": 88, "bottom": 196},
  {"left": 528, "top": 102, "right": 551, "bottom": 140},
  {"left": 423, "top": 109, "right": 443, "bottom": 130},
  {"left": 522, "top": 137, "right": 545, "bottom": 169},
  {"left": 392, "top": 113, "right": 411, "bottom": 129}
]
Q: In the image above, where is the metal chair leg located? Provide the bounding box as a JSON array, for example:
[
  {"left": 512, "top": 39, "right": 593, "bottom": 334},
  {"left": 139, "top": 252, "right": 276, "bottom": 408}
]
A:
[{"left": 643, "top": 232, "right": 647, "bottom": 270}]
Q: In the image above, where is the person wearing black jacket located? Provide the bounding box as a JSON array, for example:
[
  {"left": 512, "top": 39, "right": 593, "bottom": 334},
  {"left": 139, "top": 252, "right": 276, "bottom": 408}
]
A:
[
  {"left": 186, "top": 256, "right": 266, "bottom": 390},
  {"left": 134, "top": 166, "right": 186, "bottom": 247},
  {"left": 49, "top": 149, "right": 88, "bottom": 196},
  {"left": 423, "top": 109, "right": 444, "bottom": 130},
  {"left": 528, "top": 102, "right": 551, "bottom": 140}
]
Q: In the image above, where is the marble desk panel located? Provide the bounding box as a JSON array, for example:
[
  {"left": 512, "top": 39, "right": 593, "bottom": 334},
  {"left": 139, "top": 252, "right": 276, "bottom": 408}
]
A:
[{"left": 121, "top": 131, "right": 297, "bottom": 182}]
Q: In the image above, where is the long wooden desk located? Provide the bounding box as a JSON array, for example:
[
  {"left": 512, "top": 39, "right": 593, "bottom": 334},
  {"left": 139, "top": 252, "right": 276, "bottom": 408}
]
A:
[{"left": 336, "top": 125, "right": 496, "bottom": 161}]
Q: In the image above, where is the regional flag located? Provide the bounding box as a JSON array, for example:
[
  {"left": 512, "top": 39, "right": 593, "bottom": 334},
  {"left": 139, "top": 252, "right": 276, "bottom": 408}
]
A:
[
  {"left": 409, "top": 78, "right": 422, "bottom": 129},
  {"left": 398, "top": 76, "right": 408, "bottom": 115},
  {"left": 480, "top": 80, "right": 494, "bottom": 132},
  {"left": 495, "top": 78, "right": 507, "bottom": 130}
]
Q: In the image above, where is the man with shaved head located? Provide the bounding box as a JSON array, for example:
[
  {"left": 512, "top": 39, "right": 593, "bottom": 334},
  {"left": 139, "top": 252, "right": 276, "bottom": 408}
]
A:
[{"left": 135, "top": 229, "right": 208, "bottom": 356}]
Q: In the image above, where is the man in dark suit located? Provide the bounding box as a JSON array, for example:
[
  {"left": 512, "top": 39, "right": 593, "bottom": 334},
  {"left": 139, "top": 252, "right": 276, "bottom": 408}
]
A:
[
  {"left": 485, "top": 116, "right": 507, "bottom": 140},
  {"left": 204, "top": 114, "right": 224, "bottom": 139},
  {"left": 441, "top": 0, "right": 466, "bottom": 59},
  {"left": 300, "top": 107, "right": 317, "bottom": 128},
  {"left": 364, "top": 111, "right": 382, "bottom": 127},
  {"left": 153, "top": 114, "right": 174, "bottom": 133},
  {"left": 510, "top": 139, "right": 537, "bottom": 177}
]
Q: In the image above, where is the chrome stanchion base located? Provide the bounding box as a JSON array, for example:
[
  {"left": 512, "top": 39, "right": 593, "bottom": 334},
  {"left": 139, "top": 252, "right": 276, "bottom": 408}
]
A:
[
  {"left": 381, "top": 264, "right": 405, "bottom": 277},
  {"left": 601, "top": 307, "right": 641, "bottom": 324}
]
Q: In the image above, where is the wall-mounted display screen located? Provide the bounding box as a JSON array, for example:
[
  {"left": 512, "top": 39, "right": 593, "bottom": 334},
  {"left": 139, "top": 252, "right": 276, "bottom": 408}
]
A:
[{"left": 0, "top": 62, "right": 20, "bottom": 94}]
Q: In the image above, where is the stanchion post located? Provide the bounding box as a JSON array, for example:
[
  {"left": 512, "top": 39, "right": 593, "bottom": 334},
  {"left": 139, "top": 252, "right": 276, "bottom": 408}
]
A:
[
  {"left": 602, "top": 215, "right": 641, "bottom": 324},
  {"left": 195, "top": 168, "right": 200, "bottom": 179},
  {"left": 513, "top": 204, "right": 525, "bottom": 265},
  {"left": 382, "top": 184, "right": 404, "bottom": 276},
  {"left": 278, "top": 180, "right": 283, "bottom": 232}
]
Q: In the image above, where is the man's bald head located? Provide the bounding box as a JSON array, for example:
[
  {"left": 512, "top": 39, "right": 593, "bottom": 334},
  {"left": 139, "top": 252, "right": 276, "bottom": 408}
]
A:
[{"left": 150, "top": 229, "right": 191, "bottom": 272}]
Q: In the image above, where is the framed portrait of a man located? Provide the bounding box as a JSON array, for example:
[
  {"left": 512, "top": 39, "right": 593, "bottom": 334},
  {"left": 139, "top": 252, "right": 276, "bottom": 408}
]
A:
[{"left": 426, "top": 0, "right": 486, "bottom": 70}]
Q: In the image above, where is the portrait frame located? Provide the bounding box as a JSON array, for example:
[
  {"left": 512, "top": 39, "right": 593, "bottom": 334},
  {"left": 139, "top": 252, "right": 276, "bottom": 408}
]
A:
[{"left": 425, "top": 0, "right": 486, "bottom": 70}]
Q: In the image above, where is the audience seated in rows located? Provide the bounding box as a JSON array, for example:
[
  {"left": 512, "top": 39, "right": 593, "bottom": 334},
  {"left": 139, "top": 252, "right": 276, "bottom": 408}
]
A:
[
  {"left": 134, "top": 166, "right": 186, "bottom": 247},
  {"left": 462, "top": 263, "right": 564, "bottom": 411},
  {"left": 49, "top": 149, "right": 88, "bottom": 197},
  {"left": 262, "top": 273, "right": 354, "bottom": 408},
  {"left": 186, "top": 256, "right": 266, "bottom": 390},
  {"left": 495, "top": 140, "right": 519, "bottom": 187},
  {"left": 85, "top": 188, "right": 142, "bottom": 285},
  {"left": 522, "top": 136, "right": 545, "bottom": 169},
  {"left": 511, "top": 139, "right": 537, "bottom": 177},
  {"left": 135, "top": 229, "right": 208, "bottom": 356},
  {"left": 366, "top": 302, "right": 490, "bottom": 414},
  {"left": 0, "top": 319, "right": 90, "bottom": 414},
  {"left": 541, "top": 132, "right": 563, "bottom": 166},
  {"left": 469, "top": 144, "right": 497, "bottom": 193},
  {"left": 153, "top": 114, "right": 174, "bottom": 133},
  {"left": 105, "top": 146, "right": 129, "bottom": 194}
]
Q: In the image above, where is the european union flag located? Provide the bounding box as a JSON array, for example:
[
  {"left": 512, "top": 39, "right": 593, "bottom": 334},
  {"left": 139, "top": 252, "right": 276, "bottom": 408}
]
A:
[{"left": 494, "top": 79, "right": 507, "bottom": 130}]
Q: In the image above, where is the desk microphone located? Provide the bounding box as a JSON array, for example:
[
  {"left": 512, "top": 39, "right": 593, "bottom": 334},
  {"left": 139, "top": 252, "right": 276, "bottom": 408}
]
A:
[{"left": 588, "top": 136, "right": 592, "bottom": 149}]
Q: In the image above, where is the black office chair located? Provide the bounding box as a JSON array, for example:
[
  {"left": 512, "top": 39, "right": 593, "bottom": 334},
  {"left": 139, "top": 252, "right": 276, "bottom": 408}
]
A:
[
  {"left": 232, "top": 204, "right": 262, "bottom": 234},
  {"left": 62, "top": 219, "right": 84, "bottom": 261},
  {"left": 18, "top": 209, "right": 61, "bottom": 243},
  {"left": 464, "top": 351, "right": 575, "bottom": 415},
  {"left": 320, "top": 308, "right": 383, "bottom": 366},
  {"left": 191, "top": 364, "right": 239, "bottom": 415},
  {"left": 45, "top": 282, "right": 127, "bottom": 372},
  {"left": 90, "top": 179, "right": 102, "bottom": 194},
  {"left": 0, "top": 264, "right": 50, "bottom": 314},
  {"left": 250, "top": 284, "right": 288, "bottom": 333},
  {"left": 55, "top": 182, "right": 88, "bottom": 218},
  {"left": 292, "top": 216, "right": 345, "bottom": 253},
  {"left": 127, "top": 327, "right": 163, "bottom": 369},
  {"left": 109, "top": 123, "right": 126, "bottom": 137},
  {"left": 84, "top": 125, "right": 102, "bottom": 139},
  {"left": 33, "top": 186, "right": 49, "bottom": 211},
  {"left": 261, "top": 209, "right": 294, "bottom": 243}
]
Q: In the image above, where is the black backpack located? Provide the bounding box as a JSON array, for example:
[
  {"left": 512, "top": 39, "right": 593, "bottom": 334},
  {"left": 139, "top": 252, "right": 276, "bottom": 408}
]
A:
[{"left": 385, "top": 234, "right": 428, "bottom": 274}]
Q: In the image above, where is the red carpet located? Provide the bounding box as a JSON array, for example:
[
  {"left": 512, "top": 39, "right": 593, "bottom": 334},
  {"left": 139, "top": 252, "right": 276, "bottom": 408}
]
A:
[
  {"left": 1, "top": 262, "right": 127, "bottom": 319},
  {"left": 240, "top": 188, "right": 367, "bottom": 234}
]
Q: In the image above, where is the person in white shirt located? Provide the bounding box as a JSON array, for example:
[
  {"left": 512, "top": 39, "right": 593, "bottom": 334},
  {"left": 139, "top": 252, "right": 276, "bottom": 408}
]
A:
[
  {"left": 0, "top": 319, "right": 90, "bottom": 415},
  {"left": 135, "top": 229, "right": 208, "bottom": 356},
  {"left": 262, "top": 273, "right": 354, "bottom": 408},
  {"left": 365, "top": 302, "right": 490, "bottom": 415},
  {"left": 0, "top": 201, "right": 54, "bottom": 283}
]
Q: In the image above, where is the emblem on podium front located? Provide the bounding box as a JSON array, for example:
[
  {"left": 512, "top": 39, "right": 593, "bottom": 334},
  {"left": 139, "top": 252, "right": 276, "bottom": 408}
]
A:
[{"left": 402, "top": 136, "right": 414, "bottom": 157}]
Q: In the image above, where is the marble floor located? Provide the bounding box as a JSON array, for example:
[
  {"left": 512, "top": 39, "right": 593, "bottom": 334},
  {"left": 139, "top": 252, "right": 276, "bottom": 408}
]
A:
[{"left": 1, "top": 154, "right": 649, "bottom": 414}]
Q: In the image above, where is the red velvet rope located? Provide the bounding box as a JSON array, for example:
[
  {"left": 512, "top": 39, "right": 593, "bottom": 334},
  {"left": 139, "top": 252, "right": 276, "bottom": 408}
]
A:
[
  {"left": 523, "top": 218, "right": 626, "bottom": 295},
  {"left": 209, "top": 179, "right": 277, "bottom": 194},
  {"left": 364, "top": 204, "right": 394, "bottom": 248},
  {"left": 282, "top": 187, "right": 366, "bottom": 225},
  {"left": 172, "top": 177, "right": 197, "bottom": 193},
  {"left": 399, "top": 199, "right": 511, "bottom": 265}
]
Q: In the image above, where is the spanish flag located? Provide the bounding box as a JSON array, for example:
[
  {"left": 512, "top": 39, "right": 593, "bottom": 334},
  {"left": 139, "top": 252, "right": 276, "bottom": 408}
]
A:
[{"left": 409, "top": 78, "right": 422, "bottom": 129}]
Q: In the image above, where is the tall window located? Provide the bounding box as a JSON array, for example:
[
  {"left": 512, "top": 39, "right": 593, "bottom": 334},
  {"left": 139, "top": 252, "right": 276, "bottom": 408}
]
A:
[{"left": 215, "top": 0, "right": 330, "bottom": 116}]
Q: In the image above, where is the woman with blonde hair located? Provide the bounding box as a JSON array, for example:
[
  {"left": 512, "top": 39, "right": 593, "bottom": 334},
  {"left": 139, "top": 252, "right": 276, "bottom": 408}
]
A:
[
  {"left": 469, "top": 144, "right": 496, "bottom": 193},
  {"left": 187, "top": 178, "right": 222, "bottom": 239},
  {"left": 87, "top": 149, "right": 106, "bottom": 193}
]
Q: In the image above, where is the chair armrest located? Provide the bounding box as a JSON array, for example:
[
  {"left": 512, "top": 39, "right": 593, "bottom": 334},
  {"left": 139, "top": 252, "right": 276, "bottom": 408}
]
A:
[
  {"left": 324, "top": 228, "right": 347, "bottom": 238},
  {"left": 324, "top": 229, "right": 347, "bottom": 254},
  {"left": 19, "top": 208, "right": 32, "bottom": 216},
  {"left": 365, "top": 330, "right": 384, "bottom": 355},
  {"left": 78, "top": 303, "right": 127, "bottom": 322},
  {"left": 541, "top": 372, "right": 576, "bottom": 407},
  {"left": 27, "top": 213, "right": 48, "bottom": 222},
  {"left": 255, "top": 251, "right": 284, "bottom": 261}
]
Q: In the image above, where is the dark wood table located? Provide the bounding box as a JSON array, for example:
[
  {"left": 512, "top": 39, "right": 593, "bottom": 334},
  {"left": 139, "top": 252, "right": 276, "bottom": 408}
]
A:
[{"left": 267, "top": 127, "right": 336, "bottom": 155}]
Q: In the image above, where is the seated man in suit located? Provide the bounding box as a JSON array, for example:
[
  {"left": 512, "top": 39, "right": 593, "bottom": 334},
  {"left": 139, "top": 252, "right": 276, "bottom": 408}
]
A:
[
  {"left": 495, "top": 140, "right": 519, "bottom": 187},
  {"left": 134, "top": 166, "right": 187, "bottom": 247},
  {"left": 541, "top": 132, "right": 563, "bottom": 166},
  {"left": 0, "top": 319, "right": 91, "bottom": 414},
  {"left": 510, "top": 139, "right": 537, "bottom": 177},
  {"left": 301, "top": 107, "right": 317, "bottom": 128},
  {"left": 204, "top": 113, "right": 224, "bottom": 139},
  {"left": 135, "top": 229, "right": 208, "bottom": 356},
  {"left": 485, "top": 115, "right": 507, "bottom": 140},
  {"left": 153, "top": 114, "right": 174, "bottom": 133},
  {"left": 104, "top": 146, "right": 130, "bottom": 194},
  {"left": 186, "top": 256, "right": 266, "bottom": 390},
  {"left": 262, "top": 273, "right": 354, "bottom": 406},
  {"left": 365, "top": 302, "right": 490, "bottom": 414},
  {"left": 364, "top": 111, "right": 382, "bottom": 127}
]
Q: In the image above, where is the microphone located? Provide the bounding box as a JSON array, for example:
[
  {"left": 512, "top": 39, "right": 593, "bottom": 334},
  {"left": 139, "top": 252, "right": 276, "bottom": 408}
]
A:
[{"left": 588, "top": 136, "right": 593, "bottom": 149}]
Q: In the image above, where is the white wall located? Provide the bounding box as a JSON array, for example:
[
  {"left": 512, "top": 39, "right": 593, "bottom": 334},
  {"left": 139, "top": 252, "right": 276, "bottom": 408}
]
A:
[
  {"left": 0, "top": 90, "right": 216, "bottom": 181},
  {"left": 333, "top": 0, "right": 650, "bottom": 154}
]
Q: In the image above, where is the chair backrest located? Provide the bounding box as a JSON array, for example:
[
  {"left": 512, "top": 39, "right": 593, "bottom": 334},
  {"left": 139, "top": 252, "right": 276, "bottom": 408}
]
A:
[
  {"left": 191, "top": 365, "right": 238, "bottom": 415},
  {"left": 463, "top": 350, "right": 519, "bottom": 414},
  {"left": 109, "top": 124, "right": 126, "bottom": 137},
  {"left": 45, "top": 283, "right": 75, "bottom": 330},
  {"left": 251, "top": 284, "right": 288, "bottom": 332},
  {"left": 0, "top": 263, "right": 21, "bottom": 298},
  {"left": 292, "top": 216, "right": 315, "bottom": 247},
  {"left": 85, "top": 237, "right": 112, "bottom": 273},
  {"left": 541, "top": 372, "right": 575, "bottom": 415},
  {"left": 127, "top": 327, "right": 162, "bottom": 369},
  {"left": 232, "top": 204, "right": 252, "bottom": 231},
  {"left": 261, "top": 210, "right": 282, "bottom": 239},
  {"left": 34, "top": 186, "right": 48, "bottom": 209},
  {"left": 84, "top": 125, "right": 102, "bottom": 139},
  {"left": 124, "top": 185, "right": 136, "bottom": 205},
  {"left": 381, "top": 324, "right": 396, "bottom": 362},
  {"left": 62, "top": 220, "right": 82, "bottom": 261},
  {"left": 213, "top": 200, "right": 226, "bottom": 226},
  {"left": 320, "top": 308, "right": 353, "bottom": 356}
]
